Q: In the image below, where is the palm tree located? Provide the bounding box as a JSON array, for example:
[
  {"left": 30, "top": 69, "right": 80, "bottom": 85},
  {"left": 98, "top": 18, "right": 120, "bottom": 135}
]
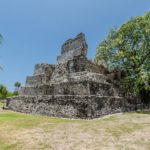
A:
[{"left": 14, "top": 82, "right": 21, "bottom": 91}]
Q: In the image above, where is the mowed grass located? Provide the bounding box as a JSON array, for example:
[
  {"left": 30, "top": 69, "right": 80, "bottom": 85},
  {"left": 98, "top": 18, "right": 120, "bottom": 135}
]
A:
[
  {"left": 0, "top": 110, "right": 150, "bottom": 150},
  {"left": 0, "top": 102, "right": 6, "bottom": 107}
]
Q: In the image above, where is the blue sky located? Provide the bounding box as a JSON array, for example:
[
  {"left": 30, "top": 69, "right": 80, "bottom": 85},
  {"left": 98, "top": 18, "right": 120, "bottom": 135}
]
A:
[{"left": 0, "top": 0, "right": 150, "bottom": 91}]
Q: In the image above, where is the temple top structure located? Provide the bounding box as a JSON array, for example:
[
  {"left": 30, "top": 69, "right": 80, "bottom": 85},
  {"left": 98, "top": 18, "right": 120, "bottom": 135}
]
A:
[{"left": 57, "top": 33, "right": 88, "bottom": 64}]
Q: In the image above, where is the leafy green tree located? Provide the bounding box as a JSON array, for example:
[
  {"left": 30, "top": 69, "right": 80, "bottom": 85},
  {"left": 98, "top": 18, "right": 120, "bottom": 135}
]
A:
[
  {"left": 96, "top": 11, "right": 150, "bottom": 103},
  {"left": 13, "top": 91, "right": 19, "bottom": 96},
  {"left": 0, "top": 84, "right": 8, "bottom": 99},
  {"left": 7, "top": 92, "right": 15, "bottom": 97}
]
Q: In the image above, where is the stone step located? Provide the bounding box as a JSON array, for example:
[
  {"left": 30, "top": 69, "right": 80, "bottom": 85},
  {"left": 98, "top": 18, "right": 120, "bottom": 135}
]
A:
[
  {"left": 20, "top": 81, "right": 120, "bottom": 97},
  {"left": 20, "top": 84, "right": 54, "bottom": 96},
  {"left": 26, "top": 74, "right": 49, "bottom": 86},
  {"left": 26, "top": 71, "right": 110, "bottom": 86},
  {"left": 68, "top": 72, "right": 110, "bottom": 84}
]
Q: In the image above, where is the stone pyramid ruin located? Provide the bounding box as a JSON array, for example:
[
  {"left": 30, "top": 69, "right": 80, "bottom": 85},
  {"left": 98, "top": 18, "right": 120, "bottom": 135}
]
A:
[{"left": 7, "top": 33, "right": 139, "bottom": 119}]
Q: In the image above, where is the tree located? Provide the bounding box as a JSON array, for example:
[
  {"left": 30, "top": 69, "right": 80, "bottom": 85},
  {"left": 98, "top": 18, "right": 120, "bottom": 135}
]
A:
[
  {"left": 14, "top": 82, "right": 21, "bottom": 96},
  {"left": 0, "top": 84, "right": 8, "bottom": 99},
  {"left": 14, "top": 82, "right": 21, "bottom": 91},
  {"left": 95, "top": 11, "right": 150, "bottom": 103}
]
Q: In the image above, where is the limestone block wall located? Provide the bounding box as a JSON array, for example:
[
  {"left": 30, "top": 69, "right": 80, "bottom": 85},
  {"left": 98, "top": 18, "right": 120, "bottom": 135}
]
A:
[
  {"left": 53, "top": 82, "right": 90, "bottom": 95},
  {"left": 67, "top": 56, "right": 108, "bottom": 74},
  {"left": 25, "top": 63, "right": 56, "bottom": 86},
  {"left": 7, "top": 95, "right": 140, "bottom": 119},
  {"left": 20, "top": 85, "right": 54, "bottom": 96},
  {"left": 57, "top": 33, "right": 88, "bottom": 64},
  {"left": 33, "top": 64, "right": 55, "bottom": 76},
  {"left": 85, "top": 60, "right": 108, "bottom": 74},
  {"left": 20, "top": 80, "right": 120, "bottom": 97},
  {"left": 50, "top": 63, "right": 69, "bottom": 83},
  {"left": 26, "top": 74, "right": 49, "bottom": 86},
  {"left": 61, "top": 33, "right": 87, "bottom": 55},
  {"left": 68, "top": 72, "right": 108, "bottom": 84}
]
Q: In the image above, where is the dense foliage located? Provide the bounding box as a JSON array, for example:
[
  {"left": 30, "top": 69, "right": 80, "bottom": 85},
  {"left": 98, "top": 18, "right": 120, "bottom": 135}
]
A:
[
  {"left": 0, "top": 84, "right": 19, "bottom": 99},
  {"left": 0, "top": 84, "right": 8, "bottom": 99},
  {"left": 96, "top": 12, "right": 150, "bottom": 99}
]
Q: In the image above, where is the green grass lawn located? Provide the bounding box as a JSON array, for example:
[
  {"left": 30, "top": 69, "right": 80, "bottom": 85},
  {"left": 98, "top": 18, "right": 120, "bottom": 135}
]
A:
[
  {"left": 0, "top": 110, "right": 150, "bottom": 150},
  {"left": 0, "top": 102, "right": 6, "bottom": 108}
]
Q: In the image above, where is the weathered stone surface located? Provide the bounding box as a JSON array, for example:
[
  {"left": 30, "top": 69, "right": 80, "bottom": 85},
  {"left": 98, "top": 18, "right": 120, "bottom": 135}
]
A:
[
  {"left": 20, "top": 81, "right": 120, "bottom": 97},
  {"left": 7, "top": 33, "right": 141, "bottom": 119},
  {"left": 26, "top": 75, "right": 48, "bottom": 86},
  {"left": 7, "top": 95, "right": 140, "bottom": 119},
  {"left": 26, "top": 64, "right": 55, "bottom": 86},
  {"left": 33, "top": 64, "right": 55, "bottom": 76},
  {"left": 57, "top": 33, "right": 88, "bottom": 64},
  {"left": 20, "top": 85, "right": 54, "bottom": 96}
]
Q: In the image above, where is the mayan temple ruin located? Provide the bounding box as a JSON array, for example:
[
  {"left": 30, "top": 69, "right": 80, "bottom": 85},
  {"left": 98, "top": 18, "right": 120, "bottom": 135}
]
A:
[{"left": 7, "top": 33, "right": 140, "bottom": 119}]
